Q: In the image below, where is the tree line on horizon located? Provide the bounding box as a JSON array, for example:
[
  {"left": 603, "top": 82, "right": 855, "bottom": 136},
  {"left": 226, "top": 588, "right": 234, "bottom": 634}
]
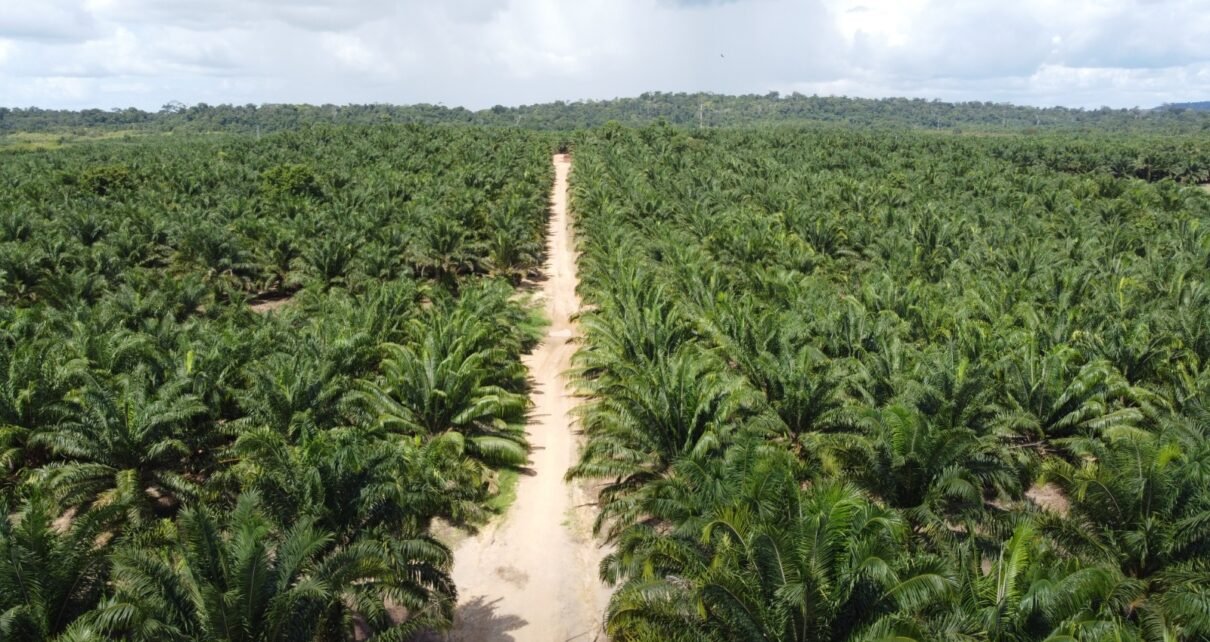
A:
[{"left": 4, "top": 91, "right": 1210, "bottom": 136}]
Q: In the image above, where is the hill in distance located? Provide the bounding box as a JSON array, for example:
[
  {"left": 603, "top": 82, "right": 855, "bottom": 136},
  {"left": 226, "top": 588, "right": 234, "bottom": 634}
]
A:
[{"left": 1159, "top": 101, "right": 1210, "bottom": 112}]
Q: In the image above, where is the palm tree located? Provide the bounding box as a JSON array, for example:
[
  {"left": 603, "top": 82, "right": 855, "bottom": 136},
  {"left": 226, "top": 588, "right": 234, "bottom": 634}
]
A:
[
  {"left": 481, "top": 199, "right": 544, "bottom": 281},
  {"left": 171, "top": 222, "right": 257, "bottom": 292},
  {"left": 295, "top": 233, "right": 356, "bottom": 291},
  {"left": 30, "top": 375, "right": 209, "bottom": 524},
  {"left": 569, "top": 347, "right": 761, "bottom": 515},
  {"left": 995, "top": 346, "right": 1150, "bottom": 443},
  {"left": 231, "top": 347, "right": 351, "bottom": 441},
  {"left": 427, "top": 279, "right": 545, "bottom": 374},
  {"left": 0, "top": 335, "right": 80, "bottom": 489},
  {"left": 606, "top": 475, "right": 909, "bottom": 642},
  {"left": 702, "top": 302, "right": 863, "bottom": 463},
  {"left": 1040, "top": 423, "right": 1210, "bottom": 641},
  {"left": 355, "top": 329, "right": 529, "bottom": 468},
  {"left": 412, "top": 217, "right": 476, "bottom": 286},
  {"left": 0, "top": 492, "right": 116, "bottom": 641},
  {"left": 845, "top": 404, "right": 1019, "bottom": 535},
  {"left": 877, "top": 525, "right": 1129, "bottom": 641},
  {"left": 90, "top": 493, "right": 455, "bottom": 641},
  {"left": 229, "top": 424, "right": 486, "bottom": 538},
  {"left": 253, "top": 227, "right": 301, "bottom": 294},
  {"left": 571, "top": 258, "right": 695, "bottom": 377}
]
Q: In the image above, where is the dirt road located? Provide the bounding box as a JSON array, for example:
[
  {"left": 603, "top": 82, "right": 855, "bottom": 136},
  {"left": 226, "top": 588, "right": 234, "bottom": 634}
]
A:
[{"left": 443, "top": 154, "right": 610, "bottom": 641}]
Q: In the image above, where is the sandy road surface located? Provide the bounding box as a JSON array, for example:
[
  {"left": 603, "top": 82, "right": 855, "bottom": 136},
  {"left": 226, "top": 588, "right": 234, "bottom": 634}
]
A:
[{"left": 442, "top": 154, "right": 610, "bottom": 641}]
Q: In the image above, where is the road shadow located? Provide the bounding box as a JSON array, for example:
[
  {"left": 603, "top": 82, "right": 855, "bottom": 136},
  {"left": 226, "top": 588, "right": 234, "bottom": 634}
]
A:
[{"left": 412, "top": 596, "right": 528, "bottom": 642}]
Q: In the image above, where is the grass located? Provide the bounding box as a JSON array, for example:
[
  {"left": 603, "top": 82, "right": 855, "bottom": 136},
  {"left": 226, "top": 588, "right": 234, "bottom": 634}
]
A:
[
  {"left": 487, "top": 468, "right": 521, "bottom": 515},
  {"left": 0, "top": 129, "right": 147, "bottom": 151}
]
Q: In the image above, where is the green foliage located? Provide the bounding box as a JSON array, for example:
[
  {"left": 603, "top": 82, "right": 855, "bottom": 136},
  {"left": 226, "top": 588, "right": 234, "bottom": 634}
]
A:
[
  {"left": 90, "top": 493, "right": 454, "bottom": 641},
  {"left": 5, "top": 111, "right": 1210, "bottom": 641},
  {"left": 0, "top": 125, "right": 552, "bottom": 306},
  {"left": 569, "top": 125, "right": 1210, "bottom": 641},
  {"left": 259, "top": 163, "right": 323, "bottom": 200},
  {"left": 29, "top": 374, "right": 210, "bottom": 527},
  {"left": 0, "top": 124, "right": 553, "bottom": 638},
  {"left": 78, "top": 164, "right": 135, "bottom": 196},
  {"left": 0, "top": 493, "right": 115, "bottom": 642}
]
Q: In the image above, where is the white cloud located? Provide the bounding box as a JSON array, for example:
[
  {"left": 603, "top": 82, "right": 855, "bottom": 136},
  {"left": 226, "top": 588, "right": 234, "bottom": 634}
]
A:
[
  {"left": 1, "top": 0, "right": 1209, "bottom": 109},
  {"left": 0, "top": 1, "right": 99, "bottom": 42},
  {"left": 321, "top": 33, "right": 378, "bottom": 73},
  {"left": 0, "top": 39, "right": 14, "bottom": 66}
]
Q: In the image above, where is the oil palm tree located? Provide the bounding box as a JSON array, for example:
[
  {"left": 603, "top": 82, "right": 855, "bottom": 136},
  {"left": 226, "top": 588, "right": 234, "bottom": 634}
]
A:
[
  {"left": 0, "top": 492, "right": 117, "bottom": 642},
  {"left": 229, "top": 424, "right": 485, "bottom": 539},
  {"left": 606, "top": 476, "right": 908, "bottom": 642},
  {"left": 90, "top": 493, "right": 454, "bottom": 641},
  {"left": 412, "top": 217, "right": 476, "bottom": 286},
  {"left": 355, "top": 330, "right": 529, "bottom": 468},
  {"left": 0, "top": 335, "right": 81, "bottom": 489},
  {"left": 295, "top": 233, "right": 356, "bottom": 291},
  {"left": 230, "top": 347, "right": 351, "bottom": 441},
  {"left": 569, "top": 347, "right": 761, "bottom": 511},
  {"left": 995, "top": 346, "right": 1151, "bottom": 442},
  {"left": 876, "top": 525, "right": 1128, "bottom": 641},
  {"left": 30, "top": 374, "right": 209, "bottom": 524},
  {"left": 846, "top": 404, "right": 1019, "bottom": 534},
  {"left": 1040, "top": 422, "right": 1210, "bottom": 641}
]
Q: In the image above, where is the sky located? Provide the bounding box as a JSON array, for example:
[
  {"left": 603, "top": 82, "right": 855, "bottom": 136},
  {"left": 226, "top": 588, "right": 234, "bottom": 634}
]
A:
[{"left": 1, "top": 0, "right": 1209, "bottom": 111}]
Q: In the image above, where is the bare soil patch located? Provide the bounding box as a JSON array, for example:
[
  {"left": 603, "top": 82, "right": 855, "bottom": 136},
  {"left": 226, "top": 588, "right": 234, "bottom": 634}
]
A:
[
  {"left": 1026, "top": 482, "right": 1071, "bottom": 517},
  {"left": 248, "top": 292, "right": 294, "bottom": 314}
]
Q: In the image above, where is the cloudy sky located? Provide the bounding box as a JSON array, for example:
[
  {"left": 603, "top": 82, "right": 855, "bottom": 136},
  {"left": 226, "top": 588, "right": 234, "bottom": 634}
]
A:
[{"left": 2, "top": 0, "right": 1209, "bottom": 110}]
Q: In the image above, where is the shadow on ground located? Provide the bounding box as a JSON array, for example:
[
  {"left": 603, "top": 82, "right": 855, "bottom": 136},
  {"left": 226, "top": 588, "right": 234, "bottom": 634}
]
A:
[{"left": 413, "top": 596, "right": 528, "bottom": 642}]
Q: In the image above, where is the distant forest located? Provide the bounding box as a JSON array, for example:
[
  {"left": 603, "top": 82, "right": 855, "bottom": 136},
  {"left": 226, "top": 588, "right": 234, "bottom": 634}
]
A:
[{"left": 4, "top": 92, "right": 1210, "bottom": 134}]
